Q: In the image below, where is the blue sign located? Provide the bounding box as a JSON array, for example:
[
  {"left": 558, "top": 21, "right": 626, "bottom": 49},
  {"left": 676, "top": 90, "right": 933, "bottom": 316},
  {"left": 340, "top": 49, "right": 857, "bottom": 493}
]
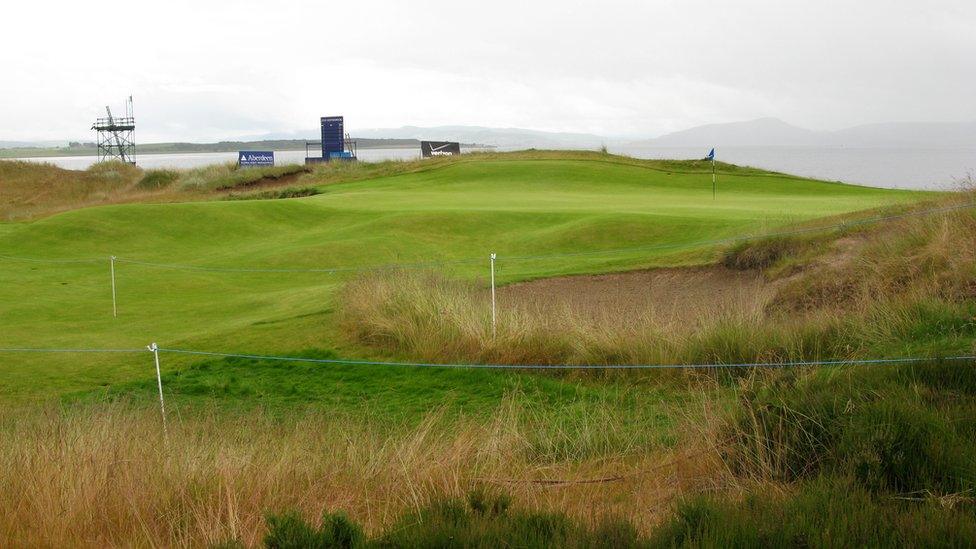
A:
[
  {"left": 239, "top": 150, "right": 275, "bottom": 167},
  {"left": 321, "top": 116, "right": 344, "bottom": 157}
]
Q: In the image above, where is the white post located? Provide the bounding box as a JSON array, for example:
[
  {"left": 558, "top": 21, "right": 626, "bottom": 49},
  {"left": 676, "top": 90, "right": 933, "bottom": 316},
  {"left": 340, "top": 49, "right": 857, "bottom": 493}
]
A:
[
  {"left": 110, "top": 255, "right": 118, "bottom": 317},
  {"left": 148, "top": 343, "right": 168, "bottom": 437},
  {"left": 490, "top": 253, "right": 497, "bottom": 339}
]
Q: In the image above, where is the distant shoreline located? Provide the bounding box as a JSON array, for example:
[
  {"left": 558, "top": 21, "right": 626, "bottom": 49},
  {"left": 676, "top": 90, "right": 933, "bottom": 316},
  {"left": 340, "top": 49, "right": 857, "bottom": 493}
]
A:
[{"left": 0, "top": 138, "right": 493, "bottom": 159}]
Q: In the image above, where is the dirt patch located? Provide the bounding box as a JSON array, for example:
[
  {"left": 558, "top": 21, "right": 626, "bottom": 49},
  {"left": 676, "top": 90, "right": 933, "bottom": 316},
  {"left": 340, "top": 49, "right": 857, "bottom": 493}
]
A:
[
  {"left": 218, "top": 170, "right": 307, "bottom": 192},
  {"left": 500, "top": 266, "right": 771, "bottom": 328}
]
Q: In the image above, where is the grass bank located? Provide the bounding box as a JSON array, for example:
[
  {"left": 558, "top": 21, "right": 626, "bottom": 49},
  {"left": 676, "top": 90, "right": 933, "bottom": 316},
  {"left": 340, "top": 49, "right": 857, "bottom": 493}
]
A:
[{"left": 338, "top": 192, "right": 976, "bottom": 367}]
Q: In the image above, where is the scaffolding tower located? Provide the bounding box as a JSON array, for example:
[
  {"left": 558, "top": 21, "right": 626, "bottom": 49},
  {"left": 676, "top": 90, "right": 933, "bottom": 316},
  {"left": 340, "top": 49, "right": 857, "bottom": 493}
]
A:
[{"left": 91, "top": 96, "right": 136, "bottom": 164}]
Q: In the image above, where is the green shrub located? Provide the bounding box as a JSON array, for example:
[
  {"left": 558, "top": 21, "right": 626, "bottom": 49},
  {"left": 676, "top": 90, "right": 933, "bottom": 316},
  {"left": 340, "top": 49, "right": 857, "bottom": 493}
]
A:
[
  {"left": 728, "top": 361, "right": 976, "bottom": 494},
  {"left": 841, "top": 399, "right": 971, "bottom": 493},
  {"left": 264, "top": 509, "right": 364, "bottom": 549},
  {"left": 466, "top": 487, "right": 511, "bottom": 517},
  {"left": 650, "top": 478, "right": 976, "bottom": 547},
  {"left": 374, "top": 490, "right": 644, "bottom": 548}
]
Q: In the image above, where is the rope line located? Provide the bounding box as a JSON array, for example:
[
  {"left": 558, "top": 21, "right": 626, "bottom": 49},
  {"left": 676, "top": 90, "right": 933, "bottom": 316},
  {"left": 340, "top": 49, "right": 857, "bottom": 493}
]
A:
[
  {"left": 157, "top": 348, "right": 976, "bottom": 370},
  {"left": 112, "top": 255, "right": 485, "bottom": 274},
  {"left": 0, "top": 348, "right": 146, "bottom": 353},
  {"left": 2, "top": 346, "right": 972, "bottom": 370},
  {"left": 2, "top": 201, "right": 972, "bottom": 274},
  {"left": 0, "top": 254, "right": 103, "bottom": 264}
]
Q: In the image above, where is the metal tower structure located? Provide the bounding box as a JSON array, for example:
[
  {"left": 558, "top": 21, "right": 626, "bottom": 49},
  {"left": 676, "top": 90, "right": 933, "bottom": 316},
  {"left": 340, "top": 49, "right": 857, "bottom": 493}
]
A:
[{"left": 91, "top": 96, "right": 136, "bottom": 164}]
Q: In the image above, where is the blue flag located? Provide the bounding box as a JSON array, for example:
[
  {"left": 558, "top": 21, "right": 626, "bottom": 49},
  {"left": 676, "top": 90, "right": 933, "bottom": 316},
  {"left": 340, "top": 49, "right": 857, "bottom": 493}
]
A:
[{"left": 706, "top": 148, "right": 715, "bottom": 161}]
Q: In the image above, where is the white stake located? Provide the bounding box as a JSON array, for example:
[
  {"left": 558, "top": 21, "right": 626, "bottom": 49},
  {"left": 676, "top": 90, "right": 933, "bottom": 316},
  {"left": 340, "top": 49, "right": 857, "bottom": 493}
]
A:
[
  {"left": 110, "top": 255, "right": 117, "bottom": 317},
  {"left": 148, "top": 343, "right": 168, "bottom": 437},
  {"left": 490, "top": 253, "right": 497, "bottom": 339}
]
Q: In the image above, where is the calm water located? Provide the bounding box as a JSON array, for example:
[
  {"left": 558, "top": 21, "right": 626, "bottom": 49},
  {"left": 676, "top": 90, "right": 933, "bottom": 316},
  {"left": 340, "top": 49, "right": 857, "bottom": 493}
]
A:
[
  {"left": 13, "top": 146, "right": 976, "bottom": 190},
  {"left": 14, "top": 148, "right": 426, "bottom": 171},
  {"left": 611, "top": 145, "right": 976, "bottom": 190}
]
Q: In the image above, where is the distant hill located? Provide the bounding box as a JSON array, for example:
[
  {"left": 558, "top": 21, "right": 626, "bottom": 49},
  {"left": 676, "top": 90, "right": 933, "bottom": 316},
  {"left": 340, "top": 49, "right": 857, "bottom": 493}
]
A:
[
  {"left": 351, "top": 126, "right": 607, "bottom": 149},
  {"left": 7, "top": 119, "right": 974, "bottom": 158},
  {"left": 0, "top": 140, "right": 65, "bottom": 149},
  {"left": 629, "top": 118, "right": 976, "bottom": 148},
  {"left": 240, "top": 125, "right": 604, "bottom": 149},
  {"left": 635, "top": 118, "right": 821, "bottom": 147},
  {"left": 831, "top": 122, "right": 976, "bottom": 148}
]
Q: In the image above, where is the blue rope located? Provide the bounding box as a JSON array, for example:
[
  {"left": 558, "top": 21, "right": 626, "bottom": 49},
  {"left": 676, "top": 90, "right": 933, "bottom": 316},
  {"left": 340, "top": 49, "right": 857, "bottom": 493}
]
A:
[
  {"left": 1, "top": 346, "right": 971, "bottom": 370},
  {"left": 0, "top": 254, "right": 103, "bottom": 264},
  {"left": 157, "top": 348, "right": 976, "bottom": 370},
  {"left": 0, "top": 347, "right": 146, "bottom": 353}
]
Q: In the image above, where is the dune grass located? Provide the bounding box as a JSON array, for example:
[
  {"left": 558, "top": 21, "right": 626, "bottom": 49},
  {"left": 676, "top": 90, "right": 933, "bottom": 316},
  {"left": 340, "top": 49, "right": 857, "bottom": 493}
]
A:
[
  {"left": 0, "top": 159, "right": 313, "bottom": 221},
  {"left": 0, "top": 160, "right": 143, "bottom": 220}
]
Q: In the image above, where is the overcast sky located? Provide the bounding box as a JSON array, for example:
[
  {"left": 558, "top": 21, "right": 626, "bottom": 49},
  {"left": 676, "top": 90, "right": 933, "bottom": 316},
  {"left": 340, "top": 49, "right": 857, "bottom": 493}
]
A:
[{"left": 2, "top": 0, "right": 974, "bottom": 142}]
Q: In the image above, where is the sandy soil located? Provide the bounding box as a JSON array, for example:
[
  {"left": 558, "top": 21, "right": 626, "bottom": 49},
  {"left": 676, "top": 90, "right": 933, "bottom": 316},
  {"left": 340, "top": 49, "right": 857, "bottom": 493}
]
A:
[{"left": 500, "top": 266, "right": 771, "bottom": 327}]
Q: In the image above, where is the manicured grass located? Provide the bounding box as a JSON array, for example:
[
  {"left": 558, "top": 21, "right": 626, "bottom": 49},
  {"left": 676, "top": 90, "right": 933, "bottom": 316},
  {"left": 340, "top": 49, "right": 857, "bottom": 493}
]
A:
[
  {"left": 75, "top": 353, "right": 680, "bottom": 463},
  {"left": 0, "top": 152, "right": 925, "bottom": 401}
]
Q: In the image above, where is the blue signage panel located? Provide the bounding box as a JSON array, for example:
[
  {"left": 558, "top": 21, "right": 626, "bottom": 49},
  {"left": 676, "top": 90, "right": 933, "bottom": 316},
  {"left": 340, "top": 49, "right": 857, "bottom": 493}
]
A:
[
  {"left": 238, "top": 150, "right": 275, "bottom": 167},
  {"left": 321, "top": 116, "right": 344, "bottom": 157}
]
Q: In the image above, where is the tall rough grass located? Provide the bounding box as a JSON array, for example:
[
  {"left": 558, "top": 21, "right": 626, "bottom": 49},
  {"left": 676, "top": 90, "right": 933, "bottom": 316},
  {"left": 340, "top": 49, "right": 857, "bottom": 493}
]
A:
[
  {"left": 177, "top": 163, "right": 307, "bottom": 191},
  {"left": 0, "top": 160, "right": 143, "bottom": 220},
  {"left": 0, "top": 160, "right": 307, "bottom": 220},
  {"left": 337, "top": 268, "right": 929, "bottom": 368},
  {"left": 0, "top": 397, "right": 722, "bottom": 546}
]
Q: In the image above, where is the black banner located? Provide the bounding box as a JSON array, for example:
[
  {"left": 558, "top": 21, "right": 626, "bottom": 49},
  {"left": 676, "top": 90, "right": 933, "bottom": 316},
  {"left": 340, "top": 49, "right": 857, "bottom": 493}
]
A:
[{"left": 421, "top": 141, "right": 461, "bottom": 158}]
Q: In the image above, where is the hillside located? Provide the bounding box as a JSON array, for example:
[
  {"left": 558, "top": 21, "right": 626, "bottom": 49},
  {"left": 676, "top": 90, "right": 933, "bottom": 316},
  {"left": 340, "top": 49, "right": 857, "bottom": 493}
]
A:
[
  {"left": 632, "top": 117, "right": 976, "bottom": 148},
  {"left": 352, "top": 125, "right": 607, "bottom": 149}
]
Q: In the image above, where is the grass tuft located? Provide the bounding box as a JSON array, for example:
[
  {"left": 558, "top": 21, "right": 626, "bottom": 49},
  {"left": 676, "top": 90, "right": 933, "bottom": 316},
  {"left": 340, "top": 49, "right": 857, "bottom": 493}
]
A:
[{"left": 137, "top": 168, "right": 180, "bottom": 190}]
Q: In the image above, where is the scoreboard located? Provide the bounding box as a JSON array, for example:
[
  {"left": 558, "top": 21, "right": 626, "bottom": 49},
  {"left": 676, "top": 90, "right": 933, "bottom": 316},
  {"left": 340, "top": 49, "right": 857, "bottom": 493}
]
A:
[{"left": 321, "top": 116, "right": 344, "bottom": 157}]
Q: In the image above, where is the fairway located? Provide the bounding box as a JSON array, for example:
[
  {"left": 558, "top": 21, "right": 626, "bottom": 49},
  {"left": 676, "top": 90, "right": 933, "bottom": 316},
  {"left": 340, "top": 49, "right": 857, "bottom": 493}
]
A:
[{"left": 0, "top": 154, "right": 924, "bottom": 400}]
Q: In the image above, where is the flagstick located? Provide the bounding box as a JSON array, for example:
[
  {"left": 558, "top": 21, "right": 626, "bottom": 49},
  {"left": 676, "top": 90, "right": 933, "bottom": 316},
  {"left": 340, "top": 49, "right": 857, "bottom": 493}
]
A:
[{"left": 711, "top": 158, "right": 716, "bottom": 199}]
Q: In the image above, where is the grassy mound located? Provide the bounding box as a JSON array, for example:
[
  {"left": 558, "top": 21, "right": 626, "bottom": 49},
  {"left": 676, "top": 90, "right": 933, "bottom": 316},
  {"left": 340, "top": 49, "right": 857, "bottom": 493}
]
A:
[
  {"left": 0, "top": 159, "right": 311, "bottom": 220},
  {"left": 0, "top": 160, "right": 142, "bottom": 220}
]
